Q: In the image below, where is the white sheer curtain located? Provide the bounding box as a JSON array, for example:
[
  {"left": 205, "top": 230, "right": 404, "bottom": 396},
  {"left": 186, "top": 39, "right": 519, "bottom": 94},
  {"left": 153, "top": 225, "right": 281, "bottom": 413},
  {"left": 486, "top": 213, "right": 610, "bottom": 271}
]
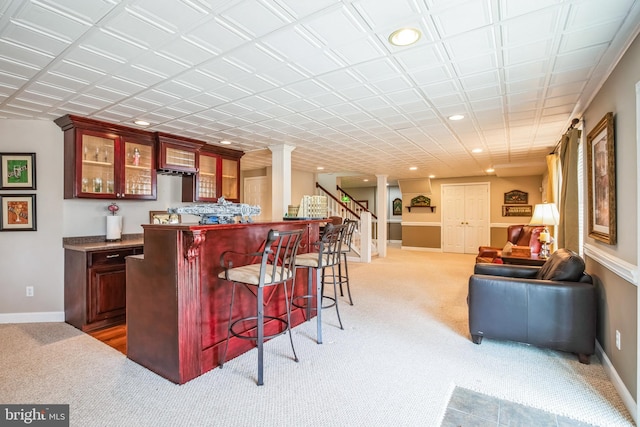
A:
[{"left": 557, "top": 128, "right": 581, "bottom": 253}]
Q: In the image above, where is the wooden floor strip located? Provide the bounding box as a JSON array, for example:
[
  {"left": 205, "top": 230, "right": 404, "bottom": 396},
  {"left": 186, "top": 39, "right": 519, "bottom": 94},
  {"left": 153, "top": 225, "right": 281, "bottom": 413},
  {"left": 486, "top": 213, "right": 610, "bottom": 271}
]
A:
[{"left": 88, "top": 324, "right": 127, "bottom": 355}]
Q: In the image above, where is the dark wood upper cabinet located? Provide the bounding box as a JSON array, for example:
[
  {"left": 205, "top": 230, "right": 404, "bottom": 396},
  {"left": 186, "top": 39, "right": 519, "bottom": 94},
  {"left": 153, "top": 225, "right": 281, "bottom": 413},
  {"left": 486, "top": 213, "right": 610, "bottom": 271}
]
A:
[
  {"left": 55, "top": 115, "right": 157, "bottom": 200},
  {"left": 182, "top": 144, "right": 244, "bottom": 203}
]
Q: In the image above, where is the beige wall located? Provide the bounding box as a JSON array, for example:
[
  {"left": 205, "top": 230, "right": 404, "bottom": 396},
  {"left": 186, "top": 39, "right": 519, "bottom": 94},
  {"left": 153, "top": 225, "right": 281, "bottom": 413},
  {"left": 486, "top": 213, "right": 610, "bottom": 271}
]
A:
[
  {"left": 582, "top": 32, "right": 639, "bottom": 400},
  {"left": 400, "top": 175, "right": 543, "bottom": 249}
]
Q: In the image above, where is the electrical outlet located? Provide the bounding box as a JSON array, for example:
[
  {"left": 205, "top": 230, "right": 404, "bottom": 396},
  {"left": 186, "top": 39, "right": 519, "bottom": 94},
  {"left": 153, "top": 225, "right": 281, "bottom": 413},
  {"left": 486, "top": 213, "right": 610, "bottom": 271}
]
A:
[
  {"left": 26, "top": 286, "right": 34, "bottom": 297},
  {"left": 616, "top": 330, "right": 621, "bottom": 350}
]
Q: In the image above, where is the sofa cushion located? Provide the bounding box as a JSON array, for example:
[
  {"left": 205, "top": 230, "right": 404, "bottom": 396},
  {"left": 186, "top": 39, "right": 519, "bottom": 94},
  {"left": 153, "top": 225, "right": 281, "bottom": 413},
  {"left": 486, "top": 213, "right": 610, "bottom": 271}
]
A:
[{"left": 536, "top": 249, "right": 585, "bottom": 281}]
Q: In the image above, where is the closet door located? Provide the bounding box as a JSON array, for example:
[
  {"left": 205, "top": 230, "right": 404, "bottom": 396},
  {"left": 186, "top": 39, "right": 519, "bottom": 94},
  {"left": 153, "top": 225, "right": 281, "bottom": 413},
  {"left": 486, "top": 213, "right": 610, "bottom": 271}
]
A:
[{"left": 442, "top": 184, "right": 490, "bottom": 253}]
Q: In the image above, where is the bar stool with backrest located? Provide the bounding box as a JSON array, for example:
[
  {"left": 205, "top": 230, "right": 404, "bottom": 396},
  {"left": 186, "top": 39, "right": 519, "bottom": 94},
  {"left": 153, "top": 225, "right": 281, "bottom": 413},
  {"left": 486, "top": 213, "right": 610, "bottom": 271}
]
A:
[
  {"left": 218, "top": 228, "right": 304, "bottom": 386},
  {"left": 293, "top": 223, "right": 346, "bottom": 344},
  {"left": 337, "top": 219, "right": 357, "bottom": 305}
]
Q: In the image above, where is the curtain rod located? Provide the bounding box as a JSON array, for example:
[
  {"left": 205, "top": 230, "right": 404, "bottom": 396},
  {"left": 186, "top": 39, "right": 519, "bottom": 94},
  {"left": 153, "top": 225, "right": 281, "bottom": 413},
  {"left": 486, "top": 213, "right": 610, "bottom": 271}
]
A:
[{"left": 550, "top": 118, "right": 580, "bottom": 154}]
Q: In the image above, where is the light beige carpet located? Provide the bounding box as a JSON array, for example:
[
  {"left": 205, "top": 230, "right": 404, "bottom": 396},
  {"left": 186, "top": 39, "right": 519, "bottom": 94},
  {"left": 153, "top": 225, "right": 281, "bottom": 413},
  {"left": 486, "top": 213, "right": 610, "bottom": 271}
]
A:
[{"left": 0, "top": 247, "right": 634, "bottom": 426}]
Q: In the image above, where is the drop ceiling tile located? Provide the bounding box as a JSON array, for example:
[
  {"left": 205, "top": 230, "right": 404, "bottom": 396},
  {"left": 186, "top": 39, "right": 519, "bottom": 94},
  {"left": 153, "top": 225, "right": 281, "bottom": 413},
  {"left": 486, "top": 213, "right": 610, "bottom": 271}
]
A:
[
  {"left": 132, "top": 0, "right": 207, "bottom": 32},
  {"left": 501, "top": 9, "right": 560, "bottom": 46},
  {"left": 40, "top": 71, "right": 89, "bottom": 91},
  {"left": 3, "top": 20, "right": 70, "bottom": 56},
  {"left": 369, "top": 75, "right": 412, "bottom": 93},
  {"left": 0, "top": 57, "right": 40, "bottom": 80},
  {"left": 554, "top": 44, "right": 607, "bottom": 73},
  {"left": 13, "top": 1, "right": 91, "bottom": 41},
  {"left": 331, "top": 37, "right": 385, "bottom": 65},
  {"left": 187, "top": 18, "right": 249, "bottom": 55},
  {"left": 103, "top": 8, "right": 175, "bottom": 49},
  {"left": 157, "top": 37, "right": 217, "bottom": 67},
  {"left": 51, "top": 60, "right": 105, "bottom": 84},
  {"left": 431, "top": 0, "right": 491, "bottom": 38},
  {"left": 409, "top": 65, "right": 452, "bottom": 85},
  {"left": 82, "top": 30, "right": 147, "bottom": 62},
  {"left": 504, "top": 39, "right": 553, "bottom": 66},
  {"left": 454, "top": 53, "right": 497, "bottom": 76},
  {"left": 233, "top": 75, "right": 278, "bottom": 93},
  {"left": 304, "top": 5, "right": 366, "bottom": 47},
  {"left": 421, "top": 80, "right": 459, "bottom": 98},
  {"left": 504, "top": 61, "right": 548, "bottom": 81},
  {"left": 351, "top": 58, "right": 400, "bottom": 82},
  {"left": 40, "top": 0, "right": 118, "bottom": 23},
  {"left": 132, "top": 89, "right": 179, "bottom": 106},
  {"left": 444, "top": 27, "right": 495, "bottom": 61},
  {"left": 0, "top": 39, "right": 54, "bottom": 68},
  {"left": 565, "top": 0, "right": 635, "bottom": 31},
  {"left": 120, "top": 96, "right": 162, "bottom": 111},
  {"left": 221, "top": 0, "right": 290, "bottom": 38},
  {"left": 352, "top": 0, "right": 419, "bottom": 29}
]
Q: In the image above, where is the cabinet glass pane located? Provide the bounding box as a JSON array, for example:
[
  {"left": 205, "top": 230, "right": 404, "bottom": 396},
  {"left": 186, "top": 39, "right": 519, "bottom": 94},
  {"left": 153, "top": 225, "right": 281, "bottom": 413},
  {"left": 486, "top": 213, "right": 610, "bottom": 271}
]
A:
[
  {"left": 166, "top": 147, "right": 195, "bottom": 168},
  {"left": 124, "top": 141, "right": 153, "bottom": 196},
  {"left": 81, "top": 135, "right": 115, "bottom": 194},
  {"left": 221, "top": 158, "right": 238, "bottom": 199},
  {"left": 198, "top": 155, "right": 217, "bottom": 199}
]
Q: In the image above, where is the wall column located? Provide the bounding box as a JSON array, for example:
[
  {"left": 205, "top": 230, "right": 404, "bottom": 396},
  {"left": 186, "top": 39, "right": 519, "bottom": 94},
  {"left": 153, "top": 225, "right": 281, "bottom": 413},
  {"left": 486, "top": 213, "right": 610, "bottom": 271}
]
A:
[
  {"left": 268, "top": 144, "right": 295, "bottom": 220},
  {"left": 376, "top": 174, "right": 388, "bottom": 258}
]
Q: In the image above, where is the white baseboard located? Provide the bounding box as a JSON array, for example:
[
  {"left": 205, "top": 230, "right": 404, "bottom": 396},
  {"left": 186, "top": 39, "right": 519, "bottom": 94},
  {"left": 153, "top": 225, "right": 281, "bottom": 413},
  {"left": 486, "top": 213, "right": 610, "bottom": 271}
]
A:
[
  {"left": 596, "top": 340, "right": 637, "bottom": 423},
  {"left": 0, "top": 312, "right": 65, "bottom": 324}
]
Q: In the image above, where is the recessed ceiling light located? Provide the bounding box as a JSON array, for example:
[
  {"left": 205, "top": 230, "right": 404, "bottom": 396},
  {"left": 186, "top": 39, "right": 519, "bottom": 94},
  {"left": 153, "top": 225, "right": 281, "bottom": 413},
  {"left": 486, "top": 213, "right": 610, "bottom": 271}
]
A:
[
  {"left": 388, "top": 27, "right": 421, "bottom": 46},
  {"left": 220, "top": 140, "right": 231, "bottom": 145},
  {"left": 316, "top": 166, "right": 324, "bottom": 170},
  {"left": 429, "top": 175, "right": 435, "bottom": 178},
  {"left": 486, "top": 168, "right": 495, "bottom": 173},
  {"left": 448, "top": 115, "right": 465, "bottom": 121},
  {"left": 409, "top": 166, "right": 418, "bottom": 171},
  {"left": 363, "top": 179, "right": 369, "bottom": 182},
  {"left": 472, "top": 148, "right": 482, "bottom": 153},
  {"left": 134, "top": 120, "right": 150, "bottom": 126}
]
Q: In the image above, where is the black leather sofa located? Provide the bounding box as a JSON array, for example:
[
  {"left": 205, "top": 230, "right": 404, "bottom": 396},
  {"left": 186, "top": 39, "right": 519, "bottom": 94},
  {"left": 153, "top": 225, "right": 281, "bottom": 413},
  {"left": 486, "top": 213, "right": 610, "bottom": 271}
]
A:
[{"left": 468, "top": 249, "right": 596, "bottom": 363}]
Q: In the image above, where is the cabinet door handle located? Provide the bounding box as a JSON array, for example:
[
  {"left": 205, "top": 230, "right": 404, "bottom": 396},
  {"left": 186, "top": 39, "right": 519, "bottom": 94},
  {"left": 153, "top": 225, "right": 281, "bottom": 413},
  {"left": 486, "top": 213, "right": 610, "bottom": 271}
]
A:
[{"left": 106, "top": 254, "right": 120, "bottom": 259}]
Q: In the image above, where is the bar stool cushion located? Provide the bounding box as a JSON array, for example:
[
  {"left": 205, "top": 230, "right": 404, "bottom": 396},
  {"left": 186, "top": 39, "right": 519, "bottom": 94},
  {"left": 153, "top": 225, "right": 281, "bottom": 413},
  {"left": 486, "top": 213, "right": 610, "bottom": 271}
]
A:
[
  {"left": 218, "top": 264, "right": 294, "bottom": 285},
  {"left": 294, "top": 252, "right": 332, "bottom": 268}
]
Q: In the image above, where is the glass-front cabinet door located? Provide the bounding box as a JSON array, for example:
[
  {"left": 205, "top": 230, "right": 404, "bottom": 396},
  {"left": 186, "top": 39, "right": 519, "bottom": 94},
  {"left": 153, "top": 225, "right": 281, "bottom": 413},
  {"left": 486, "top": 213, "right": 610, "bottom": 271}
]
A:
[
  {"left": 122, "top": 140, "right": 154, "bottom": 198},
  {"left": 197, "top": 152, "right": 217, "bottom": 201},
  {"left": 79, "top": 132, "right": 116, "bottom": 197},
  {"left": 221, "top": 157, "right": 239, "bottom": 201}
]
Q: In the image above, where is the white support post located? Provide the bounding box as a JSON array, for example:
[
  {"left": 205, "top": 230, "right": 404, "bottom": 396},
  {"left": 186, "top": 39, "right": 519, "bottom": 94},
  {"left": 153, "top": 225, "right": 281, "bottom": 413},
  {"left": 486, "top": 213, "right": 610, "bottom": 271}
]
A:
[
  {"left": 360, "top": 212, "right": 372, "bottom": 263},
  {"left": 268, "top": 144, "right": 295, "bottom": 220},
  {"left": 376, "top": 174, "right": 388, "bottom": 258}
]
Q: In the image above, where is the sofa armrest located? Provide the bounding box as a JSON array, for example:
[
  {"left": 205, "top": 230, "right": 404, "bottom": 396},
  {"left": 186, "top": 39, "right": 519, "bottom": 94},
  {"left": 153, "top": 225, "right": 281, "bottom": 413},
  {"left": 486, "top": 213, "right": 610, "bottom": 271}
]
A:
[
  {"left": 473, "top": 263, "right": 539, "bottom": 278},
  {"left": 477, "top": 246, "right": 500, "bottom": 258}
]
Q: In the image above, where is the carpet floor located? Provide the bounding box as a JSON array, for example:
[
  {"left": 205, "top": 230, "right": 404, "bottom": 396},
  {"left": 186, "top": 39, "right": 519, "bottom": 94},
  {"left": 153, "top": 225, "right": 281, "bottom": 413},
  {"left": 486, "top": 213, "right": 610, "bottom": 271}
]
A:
[{"left": 0, "top": 247, "right": 634, "bottom": 426}]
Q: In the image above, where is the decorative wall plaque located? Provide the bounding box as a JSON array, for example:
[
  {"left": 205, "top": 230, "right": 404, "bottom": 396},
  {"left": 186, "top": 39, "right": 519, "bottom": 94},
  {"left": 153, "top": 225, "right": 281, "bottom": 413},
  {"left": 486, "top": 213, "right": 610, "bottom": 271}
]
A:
[{"left": 504, "top": 190, "right": 528, "bottom": 204}]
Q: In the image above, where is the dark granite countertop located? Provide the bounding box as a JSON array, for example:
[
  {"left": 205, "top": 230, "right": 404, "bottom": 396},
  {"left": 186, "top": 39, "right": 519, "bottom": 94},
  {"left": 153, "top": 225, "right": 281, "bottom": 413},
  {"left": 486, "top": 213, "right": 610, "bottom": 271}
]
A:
[{"left": 62, "top": 234, "right": 144, "bottom": 252}]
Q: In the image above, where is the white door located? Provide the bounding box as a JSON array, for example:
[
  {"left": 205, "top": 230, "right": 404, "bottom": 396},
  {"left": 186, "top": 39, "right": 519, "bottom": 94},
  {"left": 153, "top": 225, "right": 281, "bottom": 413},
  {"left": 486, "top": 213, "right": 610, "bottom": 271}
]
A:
[
  {"left": 243, "top": 176, "right": 268, "bottom": 221},
  {"left": 443, "top": 185, "right": 466, "bottom": 253},
  {"left": 442, "top": 184, "right": 490, "bottom": 253}
]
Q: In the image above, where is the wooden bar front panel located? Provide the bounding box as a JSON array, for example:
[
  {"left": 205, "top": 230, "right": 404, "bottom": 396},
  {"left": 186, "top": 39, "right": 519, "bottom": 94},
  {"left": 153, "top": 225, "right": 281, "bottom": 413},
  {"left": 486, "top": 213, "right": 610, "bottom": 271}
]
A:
[{"left": 126, "top": 220, "right": 321, "bottom": 384}]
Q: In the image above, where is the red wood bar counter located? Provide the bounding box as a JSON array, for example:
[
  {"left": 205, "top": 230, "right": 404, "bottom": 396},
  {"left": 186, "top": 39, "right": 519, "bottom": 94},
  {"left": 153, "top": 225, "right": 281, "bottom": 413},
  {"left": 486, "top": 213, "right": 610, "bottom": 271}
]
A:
[{"left": 126, "top": 219, "right": 324, "bottom": 384}]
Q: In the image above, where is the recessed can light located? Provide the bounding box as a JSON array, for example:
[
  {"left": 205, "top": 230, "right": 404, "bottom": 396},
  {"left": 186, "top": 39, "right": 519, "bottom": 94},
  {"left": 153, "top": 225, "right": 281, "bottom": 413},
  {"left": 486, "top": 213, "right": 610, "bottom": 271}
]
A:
[
  {"left": 409, "top": 166, "right": 418, "bottom": 171},
  {"left": 388, "top": 27, "right": 421, "bottom": 46},
  {"left": 220, "top": 140, "right": 231, "bottom": 145},
  {"left": 472, "top": 148, "right": 482, "bottom": 153},
  {"left": 486, "top": 168, "right": 495, "bottom": 173},
  {"left": 429, "top": 175, "right": 435, "bottom": 178},
  {"left": 317, "top": 166, "right": 324, "bottom": 170},
  {"left": 134, "top": 120, "right": 150, "bottom": 126},
  {"left": 448, "top": 115, "right": 465, "bottom": 121}
]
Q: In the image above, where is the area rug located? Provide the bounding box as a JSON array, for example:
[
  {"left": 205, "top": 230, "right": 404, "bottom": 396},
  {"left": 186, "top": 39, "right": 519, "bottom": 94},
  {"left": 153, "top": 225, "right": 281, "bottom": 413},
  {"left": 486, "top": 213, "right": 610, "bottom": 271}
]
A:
[{"left": 441, "top": 386, "right": 597, "bottom": 426}]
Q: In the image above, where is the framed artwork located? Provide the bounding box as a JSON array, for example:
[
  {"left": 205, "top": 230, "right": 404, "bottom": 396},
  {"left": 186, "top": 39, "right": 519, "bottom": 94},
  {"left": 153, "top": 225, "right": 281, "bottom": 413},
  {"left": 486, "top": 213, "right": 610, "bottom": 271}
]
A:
[
  {"left": 149, "top": 210, "right": 181, "bottom": 224},
  {"left": 504, "top": 189, "right": 528, "bottom": 204},
  {"left": 392, "top": 198, "right": 402, "bottom": 215},
  {"left": 1, "top": 194, "right": 37, "bottom": 231},
  {"left": 0, "top": 153, "right": 36, "bottom": 189},
  {"left": 587, "top": 112, "right": 616, "bottom": 244},
  {"left": 502, "top": 205, "right": 532, "bottom": 217}
]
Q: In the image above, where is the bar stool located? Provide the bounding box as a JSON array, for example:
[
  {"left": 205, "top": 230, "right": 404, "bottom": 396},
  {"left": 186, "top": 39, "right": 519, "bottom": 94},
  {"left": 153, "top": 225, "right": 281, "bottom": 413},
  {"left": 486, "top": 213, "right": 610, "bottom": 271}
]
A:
[
  {"left": 293, "top": 223, "right": 346, "bottom": 344},
  {"left": 218, "top": 228, "right": 304, "bottom": 386},
  {"left": 337, "top": 219, "right": 357, "bottom": 305}
]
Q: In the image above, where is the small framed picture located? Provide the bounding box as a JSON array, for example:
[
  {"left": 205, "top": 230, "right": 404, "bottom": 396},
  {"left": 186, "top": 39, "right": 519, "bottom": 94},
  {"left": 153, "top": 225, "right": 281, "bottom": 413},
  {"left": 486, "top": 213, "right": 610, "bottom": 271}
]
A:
[
  {"left": 0, "top": 153, "right": 36, "bottom": 190},
  {"left": 1, "top": 194, "right": 37, "bottom": 231},
  {"left": 149, "top": 210, "right": 181, "bottom": 224}
]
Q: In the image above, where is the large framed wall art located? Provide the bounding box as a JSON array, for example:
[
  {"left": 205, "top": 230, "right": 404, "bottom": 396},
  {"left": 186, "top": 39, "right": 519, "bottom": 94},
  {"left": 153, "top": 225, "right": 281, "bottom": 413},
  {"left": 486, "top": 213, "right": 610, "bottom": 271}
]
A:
[{"left": 586, "top": 112, "right": 616, "bottom": 244}]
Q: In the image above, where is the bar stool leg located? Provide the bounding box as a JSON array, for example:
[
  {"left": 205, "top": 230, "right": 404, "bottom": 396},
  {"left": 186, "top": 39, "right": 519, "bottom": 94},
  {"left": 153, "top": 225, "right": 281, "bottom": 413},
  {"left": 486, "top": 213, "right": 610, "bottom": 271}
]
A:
[
  {"left": 284, "top": 280, "right": 299, "bottom": 363},
  {"left": 342, "top": 253, "right": 353, "bottom": 305},
  {"left": 329, "top": 263, "right": 343, "bottom": 330},
  {"left": 315, "top": 266, "right": 322, "bottom": 344},
  {"left": 256, "top": 286, "right": 264, "bottom": 386}
]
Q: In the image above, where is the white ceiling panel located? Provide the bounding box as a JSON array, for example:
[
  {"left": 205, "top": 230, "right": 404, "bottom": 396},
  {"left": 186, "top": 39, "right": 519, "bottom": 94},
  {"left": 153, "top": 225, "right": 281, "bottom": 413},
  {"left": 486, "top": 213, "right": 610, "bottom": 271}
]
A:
[{"left": 0, "top": 0, "right": 638, "bottom": 182}]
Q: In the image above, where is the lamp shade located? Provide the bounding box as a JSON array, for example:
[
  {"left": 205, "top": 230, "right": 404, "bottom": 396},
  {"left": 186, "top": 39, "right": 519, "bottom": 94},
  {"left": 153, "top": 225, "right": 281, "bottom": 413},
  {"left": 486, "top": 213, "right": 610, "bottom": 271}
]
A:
[{"left": 529, "top": 203, "right": 559, "bottom": 226}]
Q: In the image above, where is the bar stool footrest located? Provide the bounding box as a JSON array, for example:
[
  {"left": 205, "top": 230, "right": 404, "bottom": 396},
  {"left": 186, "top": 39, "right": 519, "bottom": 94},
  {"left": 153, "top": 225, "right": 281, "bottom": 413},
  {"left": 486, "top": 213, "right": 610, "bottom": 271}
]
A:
[{"left": 229, "top": 316, "right": 288, "bottom": 341}]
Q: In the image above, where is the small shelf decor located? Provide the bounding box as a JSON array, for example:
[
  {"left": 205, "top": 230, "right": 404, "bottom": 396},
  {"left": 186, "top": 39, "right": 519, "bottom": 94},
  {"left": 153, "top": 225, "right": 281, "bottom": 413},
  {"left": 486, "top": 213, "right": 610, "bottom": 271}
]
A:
[{"left": 406, "top": 195, "right": 436, "bottom": 212}]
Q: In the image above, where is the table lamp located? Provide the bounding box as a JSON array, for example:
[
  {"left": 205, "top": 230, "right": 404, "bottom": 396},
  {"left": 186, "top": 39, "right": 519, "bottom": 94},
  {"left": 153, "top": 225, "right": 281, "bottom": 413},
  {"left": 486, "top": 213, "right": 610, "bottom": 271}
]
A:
[{"left": 529, "top": 203, "right": 560, "bottom": 259}]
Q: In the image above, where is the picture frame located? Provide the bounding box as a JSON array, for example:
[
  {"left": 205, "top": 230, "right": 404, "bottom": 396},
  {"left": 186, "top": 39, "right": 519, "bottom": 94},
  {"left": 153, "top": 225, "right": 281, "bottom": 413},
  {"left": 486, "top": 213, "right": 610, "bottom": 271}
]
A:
[
  {"left": 503, "top": 189, "right": 528, "bottom": 204},
  {"left": 586, "top": 112, "right": 616, "bottom": 244},
  {"left": 149, "top": 210, "right": 181, "bottom": 224},
  {"left": 392, "top": 198, "right": 402, "bottom": 216},
  {"left": 1, "top": 194, "right": 37, "bottom": 231},
  {"left": 502, "top": 205, "right": 533, "bottom": 217},
  {"left": 0, "top": 153, "right": 36, "bottom": 189}
]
